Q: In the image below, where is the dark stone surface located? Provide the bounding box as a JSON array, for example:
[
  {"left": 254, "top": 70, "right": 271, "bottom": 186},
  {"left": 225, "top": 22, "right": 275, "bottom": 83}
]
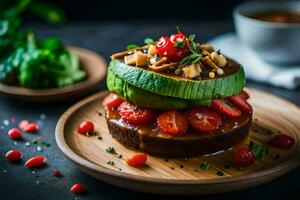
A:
[{"left": 0, "top": 21, "right": 299, "bottom": 200}]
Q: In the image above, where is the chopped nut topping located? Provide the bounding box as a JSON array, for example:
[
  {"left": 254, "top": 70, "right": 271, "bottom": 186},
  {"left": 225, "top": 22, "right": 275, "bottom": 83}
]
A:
[
  {"left": 199, "top": 44, "right": 214, "bottom": 53},
  {"left": 147, "top": 45, "right": 157, "bottom": 56},
  {"left": 182, "top": 63, "right": 202, "bottom": 79}
]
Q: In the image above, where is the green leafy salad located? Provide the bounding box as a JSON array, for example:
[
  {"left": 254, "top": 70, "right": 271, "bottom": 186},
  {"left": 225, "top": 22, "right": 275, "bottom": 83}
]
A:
[{"left": 0, "top": 2, "right": 86, "bottom": 88}]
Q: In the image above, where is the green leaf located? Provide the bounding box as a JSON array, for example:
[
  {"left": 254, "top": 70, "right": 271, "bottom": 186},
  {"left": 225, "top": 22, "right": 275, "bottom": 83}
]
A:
[
  {"left": 174, "top": 40, "right": 185, "bottom": 49},
  {"left": 0, "top": 0, "right": 32, "bottom": 18},
  {"left": 248, "top": 141, "right": 266, "bottom": 159},
  {"left": 126, "top": 44, "right": 140, "bottom": 50},
  {"left": 188, "top": 34, "right": 195, "bottom": 41},
  {"left": 199, "top": 162, "right": 210, "bottom": 170},
  {"left": 144, "top": 37, "right": 155, "bottom": 45},
  {"left": 28, "top": 2, "right": 65, "bottom": 24},
  {"left": 105, "top": 147, "right": 117, "bottom": 154},
  {"left": 180, "top": 53, "right": 202, "bottom": 66}
]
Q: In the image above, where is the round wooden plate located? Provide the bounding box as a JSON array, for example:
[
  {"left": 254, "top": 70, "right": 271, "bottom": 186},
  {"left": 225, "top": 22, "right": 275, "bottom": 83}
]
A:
[
  {"left": 55, "top": 88, "right": 300, "bottom": 195},
  {"left": 0, "top": 46, "right": 106, "bottom": 102}
]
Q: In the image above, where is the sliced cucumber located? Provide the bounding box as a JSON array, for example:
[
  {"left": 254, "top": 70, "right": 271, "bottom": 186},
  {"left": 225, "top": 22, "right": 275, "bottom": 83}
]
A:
[
  {"left": 107, "top": 68, "right": 210, "bottom": 110},
  {"left": 109, "top": 59, "right": 245, "bottom": 100}
]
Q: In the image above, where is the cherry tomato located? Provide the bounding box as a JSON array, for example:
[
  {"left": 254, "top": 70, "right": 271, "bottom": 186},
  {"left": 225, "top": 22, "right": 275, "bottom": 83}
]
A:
[
  {"left": 77, "top": 121, "right": 94, "bottom": 135},
  {"left": 234, "top": 147, "right": 255, "bottom": 167},
  {"left": 25, "top": 156, "right": 46, "bottom": 168},
  {"left": 5, "top": 150, "right": 22, "bottom": 162},
  {"left": 186, "top": 107, "right": 222, "bottom": 134},
  {"left": 126, "top": 153, "right": 147, "bottom": 167},
  {"left": 102, "top": 93, "right": 124, "bottom": 109},
  {"left": 70, "top": 183, "right": 85, "bottom": 194},
  {"left": 211, "top": 99, "right": 242, "bottom": 117},
  {"left": 157, "top": 110, "right": 189, "bottom": 135},
  {"left": 52, "top": 170, "right": 62, "bottom": 177},
  {"left": 228, "top": 95, "right": 252, "bottom": 113},
  {"left": 237, "top": 90, "right": 250, "bottom": 100},
  {"left": 19, "top": 120, "right": 29, "bottom": 130},
  {"left": 118, "top": 102, "right": 155, "bottom": 125},
  {"left": 270, "top": 134, "right": 295, "bottom": 149},
  {"left": 155, "top": 36, "right": 189, "bottom": 62},
  {"left": 8, "top": 128, "right": 22, "bottom": 140},
  {"left": 23, "top": 123, "right": 39, "bottom": 133}
]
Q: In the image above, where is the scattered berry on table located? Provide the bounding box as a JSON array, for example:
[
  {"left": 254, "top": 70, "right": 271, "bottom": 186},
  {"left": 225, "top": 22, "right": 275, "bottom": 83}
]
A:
[
  {"left": 5, "top": 150, "right": 22, "bottom": 162},
  {"left": 8, "top": 128, "right": 22, "bottom": 140},
  {"left": 25, "top": 156, "right": 46, "bottom": 168}
]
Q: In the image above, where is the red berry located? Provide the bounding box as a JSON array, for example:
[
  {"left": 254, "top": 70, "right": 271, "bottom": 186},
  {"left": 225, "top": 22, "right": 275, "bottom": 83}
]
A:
[
  {"left": 234, "top": 147, "right": 255, "bottom": 167},
  {"left": 10, "top": 117, "right": 16, "bottom": 123},
  {"left": 186, "top": 107, "right": 222, "bottom": 134},
  {"left": 211, "top": 99, "right": 242, "bottom": 117},
  {"left": 77, "top": 121, "right": 94, "bottom": 135},
  {"left": 102, "top": 93, "right": 124, "bottom": 109},
  {"left": 8, "top": 128, "right": 22, "bottom": 140},
  {"left": 23, "top": 123, "right": 39, "bottom": 133},
  {"left": 19, "top": 120, "right": 29, "bottom": 130},
  {"left": 25, "top": 156, "right": 46, "bottom": 168},
  {"left": 228, "top": 95, "right": 252, "bottom": 113},
  {"left": 155, "top": 35, "right": 190, "bottom": 62},
  {"left": 126, "top": 153, "right": 147, "bottom": 167},
  {"left": 52, "top": 170, "right": 62, "bottom": 177},
  {"left": 118, "top": 102, "right": 155, "bottom": 125},
  {"left": 157, "top": 110, "right": 189, "bottom": 136},
  {"left": 270, "top": 134, "right": 295, "bottom": 149},
  {"left": 5, "top": 150, "right": 22, "bottom": 162},
  {"left": 70, "top": 183, "right": 85, "bottom": 194}
]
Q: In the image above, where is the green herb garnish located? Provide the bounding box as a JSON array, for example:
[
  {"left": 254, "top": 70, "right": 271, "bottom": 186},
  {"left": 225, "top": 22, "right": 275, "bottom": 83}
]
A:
[
  {"left": 179, "top": 34, "right": 202, "bottom": 67},
  {"left": 126, "top": 44, "right": 140, "bottom": 50},
  {"left": 248, "top": 141, "right": 266, "bottom": 159},
  {"left": 200, "top": 162, "right": 210, "bottom": 170},
  {"left": 216, "top": 171, "right": 224, "bottom": 176},
  {"left": 105, "top": 147, "right": 117, "bottom": 154},
  {"left": 174, "top": 40, "right": 185, "bottom": 48},
  {"left": 144, "top": 37, "right": 155, "bottom": 45}
]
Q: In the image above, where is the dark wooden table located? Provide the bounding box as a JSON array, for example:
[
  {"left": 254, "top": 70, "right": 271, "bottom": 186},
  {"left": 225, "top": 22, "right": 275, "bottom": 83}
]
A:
[{"left": 0, "top": 21, "right": 299, "bottom": 200}]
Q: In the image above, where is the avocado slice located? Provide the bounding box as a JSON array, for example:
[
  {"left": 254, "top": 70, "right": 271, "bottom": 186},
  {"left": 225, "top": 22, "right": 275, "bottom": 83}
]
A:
[
  {"left": 109, "top": 59, "right": 246, "bottom": 100},
  {"left": 107, "top": 68, "right": 210, "bottom": 110}
]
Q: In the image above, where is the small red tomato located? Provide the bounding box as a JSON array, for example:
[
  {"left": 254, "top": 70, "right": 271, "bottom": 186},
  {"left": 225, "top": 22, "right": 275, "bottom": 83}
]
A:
[
  {"left": 234, "top": 147, "right": 255, "bottom": 167},
  {"left": 52, "top": 170, "right": 62, "bottom": 177},
  {"left": 70, "top": 183, "right": 85, "bottom": 194},
  {"left": 77, "top": 121, "right": 94, "bottom": 135},
  {"left": 19, "top": 120, "right": 29, "bottom": 130},
  {"left": 118, "top": 102, "right": 155, "bottom": 125},
  {"left": 157, "top": 110, "right": 189, "bottom": 135},
  {"left": 23, "top": 123, "right": 39, "bottom": 133},
  {"left": 5, "top": 150, "right": 22, "bottom": 162},
  {"left": 25, "top": 156, "right": 46, "bottom": 168},
  {"left": 186, "top": 107, "right": 222, "bottom": 134},
  {"left": 270, "top": 134, "right": 295, "bottom": 149},
  {"left": 8, "top": 128, "right": 22, "bottom": 140},
  {"left": 102, "top": 93, "right": 124, "bottom": 109},
  {"left": 155, "top": 36, "right": 189, "bottom": 62},
  {"left": 126, "top": 153, "right": 147, "bottom": 167},
  {"left": 211, "top": 99, "right": 242, "bottom": 117}
]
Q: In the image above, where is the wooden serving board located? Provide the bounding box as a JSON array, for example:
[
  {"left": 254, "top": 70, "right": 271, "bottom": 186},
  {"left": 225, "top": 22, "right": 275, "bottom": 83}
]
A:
[
  {"left": 0, "top": 46, "right": 106, "bottom": 102},
  {"left": 55, "top": 88, "right": 300, "bottom": 195}
]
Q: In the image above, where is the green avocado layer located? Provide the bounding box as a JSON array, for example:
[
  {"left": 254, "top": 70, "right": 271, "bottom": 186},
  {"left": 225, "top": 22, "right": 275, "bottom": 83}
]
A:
[
  {"left": 107, "top": 68, "right": 211, "bottom": 110},
  {"left": 109, "top": 59, "right": 245, "bottom": 100}
]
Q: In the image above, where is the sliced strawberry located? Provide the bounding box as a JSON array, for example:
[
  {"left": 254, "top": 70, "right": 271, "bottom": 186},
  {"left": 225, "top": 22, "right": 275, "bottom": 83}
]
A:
[
  {"left": 211, "top": 99, "right": 242, "bottom": 117},
  {"left": 237, "top": 90, "right": 250, "bottom": 100},
  {"left": 228, "top": 95, "right": 252, "bottom": 113},
  {"left": 186, "top": 107, "right": 222, "bottom": 134},
  {"left": 157, "top": 110, "right": 189, "bottom": 136},
  {"left": 118, "top": 102, "right": 155, "bottom": 125},
  {"left": 102, "top": 93, "right": 124, "bottom": 109}
]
